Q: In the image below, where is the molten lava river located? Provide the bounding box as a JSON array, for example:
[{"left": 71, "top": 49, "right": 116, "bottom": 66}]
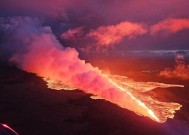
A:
[{"left": 43, "top": 74, "right": 183, "bottom": 123}]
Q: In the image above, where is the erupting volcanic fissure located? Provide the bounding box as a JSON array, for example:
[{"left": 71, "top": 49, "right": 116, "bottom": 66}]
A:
[
  {"left": 44, "top": 75, "right": 183, "bottom": 123},
  {"left": 0, "top": 17, "right": 183, "bottom": 123}
]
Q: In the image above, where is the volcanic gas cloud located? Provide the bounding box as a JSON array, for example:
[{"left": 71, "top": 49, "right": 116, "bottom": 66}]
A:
[
  {"left": 160, "top": 51, "right": 189, "bottom": 80},
  {"left": 0, "top": 17, "right": 182, "bottom": 123}
]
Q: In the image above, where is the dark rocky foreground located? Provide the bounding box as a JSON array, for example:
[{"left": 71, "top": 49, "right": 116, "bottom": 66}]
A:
[{"left": 0, "top": 62, "right": 189, "bottom": 135}]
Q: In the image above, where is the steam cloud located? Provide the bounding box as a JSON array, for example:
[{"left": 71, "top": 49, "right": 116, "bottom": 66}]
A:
[
  {"left": 0, "top": 16, "right": 156, "bottom": 120},
  {"left": 160, "top": 51, "right": 189, "bottom": 80}
]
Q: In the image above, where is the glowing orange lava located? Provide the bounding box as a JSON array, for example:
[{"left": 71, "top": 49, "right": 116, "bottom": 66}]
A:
[
  {"left": 108, "top": 79, "right": 159, "bottom": 122},
  {"left": 43, "top": 74, "right": 182, "bottom": 123}
]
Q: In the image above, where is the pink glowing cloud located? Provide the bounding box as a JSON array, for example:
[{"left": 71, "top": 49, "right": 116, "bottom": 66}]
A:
[
  {"left": 151, "top": 18, "right": 189, "bottom": 35},
  {"left": 61, "top": 27, "right": 84, "bottom": 40},
  {"left": 88, "top": 21, "right": 147, "bottom": 46}
]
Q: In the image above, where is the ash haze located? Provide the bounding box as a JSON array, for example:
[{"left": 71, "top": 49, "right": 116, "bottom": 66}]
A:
[{"left": 0, "top": 1, "right": 189, "bottom": 135}]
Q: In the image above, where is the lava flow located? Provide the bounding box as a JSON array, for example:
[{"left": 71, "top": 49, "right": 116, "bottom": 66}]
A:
[{"left": 43, "top": 74, "right": 183, "bottom": 123}]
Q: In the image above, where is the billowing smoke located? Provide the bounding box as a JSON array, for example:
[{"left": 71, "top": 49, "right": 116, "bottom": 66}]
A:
[
  {"left": 0, "top": 16, "right": 160, "bottom": 121},
  {"left": 160, "top": 51, "right": 189, "bottom": 80}
]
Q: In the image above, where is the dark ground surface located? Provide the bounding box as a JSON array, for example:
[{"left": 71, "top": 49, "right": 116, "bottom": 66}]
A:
[{"left": 0, "top": 61, "right": 189, "bottom": 135}]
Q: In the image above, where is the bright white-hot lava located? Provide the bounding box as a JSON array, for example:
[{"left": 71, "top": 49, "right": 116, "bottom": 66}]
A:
[
  {"left": 44, "top": 74, "right": 183, "bottom": 123},
  {"left": 108, "top": 78, "right": 160, "bottom": 122}
]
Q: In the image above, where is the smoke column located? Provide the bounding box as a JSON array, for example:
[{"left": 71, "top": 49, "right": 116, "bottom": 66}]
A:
[
  {"left": 160, "top": 51, "right": 189, "bottom": 80},
  {"left": 0, "top": 17, "right": 181, "bottom": 123}
]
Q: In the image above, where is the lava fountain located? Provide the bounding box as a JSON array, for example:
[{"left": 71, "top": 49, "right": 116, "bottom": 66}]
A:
[{"left": 0, "top": 17, "right": 182, "bottom": 123}]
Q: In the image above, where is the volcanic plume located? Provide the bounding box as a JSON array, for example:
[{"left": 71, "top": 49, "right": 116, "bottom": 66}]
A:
[
  {"left": 160, "top": 51, "right": 189, "bottom": 80},
  {"left": 0, "top": 16, "right": 182, "bottom": 123}
]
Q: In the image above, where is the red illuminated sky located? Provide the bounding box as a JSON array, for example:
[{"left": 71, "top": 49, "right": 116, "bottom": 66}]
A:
[{"left": 0, "top": 0, "right": 189, "bottom": 50}]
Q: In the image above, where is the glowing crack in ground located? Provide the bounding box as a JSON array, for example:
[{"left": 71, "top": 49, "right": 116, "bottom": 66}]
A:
[{"left": 43, "top": 74, "right": 183, "bottom": 123}]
